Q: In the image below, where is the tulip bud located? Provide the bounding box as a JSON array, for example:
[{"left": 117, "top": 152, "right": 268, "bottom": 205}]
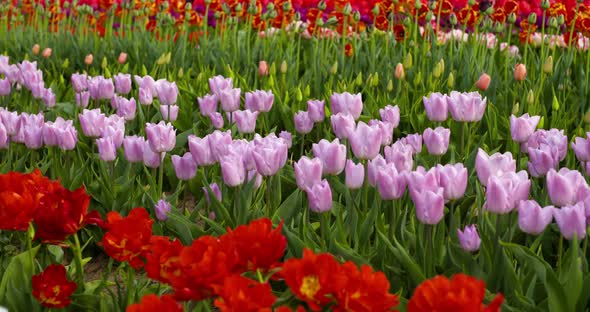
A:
[
  {"left": 269, "top": 62, "right": 276, "bottom": 76},
  {"left": 512, "top": 102, "right": 520, "bottom": 115},
  {"left": 447, "top": 72, "right": 455, "bottom": 88},
  {"left": 449, "top": 13, "right": 458, "bottom": 25},
  {"left": 543, "top": 56, "right": 553, "bottom": 74},
  {"left": 541, "top": 0, "right": 550, "bottom": 10},
  {"left": 32, "top": 44, "right": 40, "bottom": 55},
  {"left": 395, "top": 63, "right": 405, "bottom": 80},
  {"left": 403, "top": 53, "right": 413, "bottom": 69},
  {"left": 61, "top": 58, "right": 69, "bottom": 69},
  {"left": 296, "top": 87, "right": 303, "bottom": 101},
  {"left": 552, "top": 95, "right": 560, "bottom": 111},
  {"left": 538, "top": 116, "right": 545, "bottom": 128},
  {"left": 414, "top": 0, "right": 421, "bottom": 10},
  {"left": 514, "top": 63, "right": 526, "bottom": 81},
  {"left": 372, "top": 4, "right": 380, "bottom": 15},
  {"left": 118, "top": 52, "right": 127, "bottom": 64},
  {"left": 258, "top": 61, "right": 269, "bottom": 76},
  {"left": 371, "top": 72, "right": 379, "bottom": 87},
  {"left": 283, "top": 1, "right": 291, "bottom": 11},
  {"left": 585, "top": 111, "right": 590, "bottom": 124},
  {"left": 342, "top": 3, "right": 352, "bottom": 15},
  {"left": 527, "top": 89, "right": 535, "bottom": 105},
  {"left": 330, "top": 61, "right": 338, "bottom": 74},
  {"left": 413, "top": 71, "right": 422, "bottom": 87},
  {"left": 355, "top": 72, "right": 363, "bottom": 86},
  {"left": 318, "top": 0, "right": 326, "bottom": 10},
  {"left": 468, "top": 0, "right": 475, "bottom": 5},
  {"left": 42, "top": 48, "right": 52, "bottom": 58},
  {"left": 528, "top": 13, "right": 537, "bottom": 24},
  {"left": 433, "top": 59, "right": 444, "bottom": 78},
  {"left": 280, "top": 61, "right": 287, "bottom": 74},
  {"left": 353, "top": 11, "right": 361, "bottom": 22},
  {"left": 558, "top": 14, "right": 565, "bottom": 26},
  {"left": 85, "top": 54, "right": 94, "bottom": 65},
  {"left": 304, "top": 85, "right": 310, "bottom": 97},
  {"left": 494, "top": 21, "right": 505, "bottom": 33},
  {"left": 508, "top": 13, "right": 517, "bottom": 24},
  {"left": 387, "top": 79, "right": 393, "bottom": 91},
  {"left": 476, "top": 73, "right": 491, "bottom": 91},
  {"left": 101, "top": 56, "right": 108, "bottom": 69},
  {"left": 549, "top": 17, "right": 558, "bottom": 29}
]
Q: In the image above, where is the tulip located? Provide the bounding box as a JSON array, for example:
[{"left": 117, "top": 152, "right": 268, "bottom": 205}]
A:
[
  {"left": 349, "top": 121, "right": 382, "bottom": 160},
  {"left": 198, "top": 94, "right": 218, "bottom": 117},
  {"left": 330, "top": 113, "right": 356, "bottom": 140},
  {"left": 245, "top": 90, "right": 274, "bottom": 112},
  {"left": 312, "top": 139, "right": 347, "bottom": 175},
  {"left": 145, "top": 121, "right": 176, "bottom": 153},
  {"left": 123, "top": 136, "right": 146, "bottom": 163},
  {"left": 88, "top": 76, "right": 115, "bottom": 100},
  {"left": 546, "top": 168, "right": 590, "bottom": 207},
  {"left": 209, "top": 112, "right": 224, "bottom": 129},
  {"left": 0, "top": 110, "right": 18, "bottom": 136},
  {"left": 527, "top": 144, "right": 560, "bottom": 177},
  {"left": 369, "top": 120, "right": 394, "bottom": 146},
  {"left": 23, "top": 125, "right": 43, "bottom": 149},
  {"left": 345, "top": 159, "right": 365, "bottom": 189},
  {"left": 134, "top": 75, "right": 156, "bottom": 95},
  {"left": 209, "top": 75, "right": 233, "bottom": 96},
  {"left": 32, "top": 44, "right": 40, "bottom": 55},
  {"left": 203, "top": 183, "right": 222, "bottom": 205},
  {"left": 42, "top": 48, "right": 52, "bottom": 58},
  {"left": 384, "top": 141, "right": 414, "bottom": 172},
  {"left": 154, "top": 199, "right": 171, "bottom": 221},
  {"left": 220, "top": 153, "right": 246, "bottom": 187},
  {"left": 114, "top": 73, "right": 132, "bottom": 95},
  {"left": 437, "top": 163, "right": 468, "bottom": 201},
  {"left": 307, "top": 100, "right": 325, "bottom": 123},
  {"left": 75, "top": 92, "right": 90, "bottom": 108},
  {"left": 525, "top": 129, "right": 567, "bottom": 161},
  {"left": 448, "top": 91, "right": 487, "bottom": 122},
  {"left": 171, "top": 153, "right": 197, "bottom": 181},
  {"left": 476, "top": 73, "right": 491, "bottom": 91},
  {"left": 0, "top": 78, "right": 11, "bottom": 96},
  {"left": 572, "top": 134, "right": 590, "bottom": 162},
  {"left": 138, "top": 87, "right": 153, "bottom": 106},
  {"left": 258, "top": 61, "right": 269, "bottom": 76},
  {"left": 294, "top": 156, "right": 323, "bottom": 190},
  {"left": 554, "top": 203, "right": 586, "bottom": 240},
  {"left": 143, "top": 143, "right": 163, "bottom": 168},
  {"left": 219, "top": 88, "right": 241, "bottom": 112},
  {"left": 401, "top": 134, "right": 423, "bottom": 154},
  {"left": 379, "top": 105, "right": 400, "bottom": 128},
  {"left": 412, "top": 187, "right": 445, "bottom": 225},
  {"left": 96, "top": 137, "right": 117, "bottom": 161},
  {"left": 247, "top": 170, "right": 263, "bottom": 189},
  {"left": 208, "top": 130, "right": 233, "bottom": 161},
  {"left": 154, "top": 80, "right": 179, "bottom": 106},
  {"left": 160, "top": 105, "right": 179, "bottom": 122},
  {"left": 115, "top": 97, "right": 137, "bottom": 121},
  {"left": 510, "top": 114, "right": 540, "bottom": 143},
  {"left": 514, "top": 63, "right": 527, "bottom": 81},
  {"left": 457, "top": 225, "right": 481, "bottom": 252},
  {"left": 475, "top": 148, "right": 516, "bottom": 186},
  {"left": 422, "top": 92, "right": 449, "bottom": 121},
  {"left": 0, "top": 123, "right": 8, "bottom": 149},
  {"left": 368, "top": 154, "right": 387, "bottom": 186},
  {"left": 377, "top": 164, "right": 407, "bottom": 200},
  {"left": 330, "top": 92, "right": 363, "bottom": 120},
  {"left": 294, "top": 111, "right": 314, "bottom": 134},
  {"left": 233, "top": 109, "right": 259, "bottom": 134},
  {"left": 84, "top": 54, "right": 94, "bottom": 65},
  {"left": 279, "top": 131, "right": 292, "bottom": 148},
  {"left": 252, "top": 142, "right": 288, "bottom": 176},
  {"left": 407, "top": 166, "right": 440, "bottom": 195},
  {"left": 517, "top": 200, "right": 554, "bottom": 235},
  {"left": 44, "top": 118, "right": 77, "bottom": 150},
  {"left": 102, "top": 115, "right": 125, "bottom": 147},
  {"left": 423, "top": 127, "right": 450, "bottom": 156},
  {"left": 394, "top": 63, "right": 405, "bottom": 79},
  {"left": 118, "top": 52, "right": 128, "bottom": 64},
  {"left": 484, "top": 171, "right": 531, "bottom": 214},
  {"left": 41, "top": 88, "right": 56, "bottom": 108},
  {"left": 306, "top": 180, "right": 333, "bottom": 213}
]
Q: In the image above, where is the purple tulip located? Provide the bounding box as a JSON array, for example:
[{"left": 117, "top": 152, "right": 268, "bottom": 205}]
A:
[
  {"left": 88, "top": 76, "right": 115, "bottom": 100},
  {"left": 312, "top": 138, "right": 346, "bottom": 175},
  {"left": 138, "top": 87, "right": 153, "bottom": 105},
  {"left": 423, "top": 92, "right": 448, "bottom": 122},
  {"left": 208, "top": 130, "right": 233, "bottom": 162},
  {"left": 0, "top": 78, "right": 11, "bottom": 96},
  {"left": 307, "top": 100, "right": 325, "bottom": 123},
  {"left": 79, "top": 109, "right": 106, "bottom": 138},
  {"left": 71, "top": 73, "right": 89, "bottom": 93},
  {"left": 330, "top": 92, "right": 363, "bottom": 120},
  {"left": 75, "top": 91, "right": 90, "bottom": 108},
  {"left": 134, "top": 75, "right": 156, "bottom": 95},
  {"left": 527, "top": 144, "right": 560, "bottom": 177},
  {"left": 209, "top": 75, "right": 233, "bottom": 96},
  {"left": 510, "top": 114, "right": 540, "bottom": 143},
  {"left": 400, "top": 134, "right": 423, "bottom": 154},
  {"left": 412, "top": 186, "right": 445, "bottom": 225},
  {"left": 43, "top": 117, "right": 77, "bottom": 150},
  {"left": 423, "top": 127, "right": 450, "bottom": 156},
  {"left": 525, "top": 129, "right": 568, "bottom": 161},
  {"left": 154, "top": 80, "right": 178, "bottom": 106},
  {"left": 155, "top": 199, "right": 171, "bottom": 221},
  {"left": 252, "top": 139, "right": 288, "bottom": 176},
  {"left": 306, "top": 179, "right": 332, "bottom": 213},
  {"left": 123, "top": 136, "right": 146, "bottom": 163},
  {"left": 457, "top": 225, "right": 481, "bottom": 252},
  {"left": 23, "top": 123, "right": 43, "bottom": 149},
  {"left": 554, "top": 202, "right": 587, "bottom": 240},
  {"left": 484, "top": 171, "right": 531, "bottom": 214},
  {"left": 377, "top": 164, "right": 407, "bottom": 200},
  {"left": 546, "top": 168, "right": 590, "bottom": 207},
  {"left": 219, "top": 88, "right": 241, "bottom": 112},
  {"left": 368, "top": 154, "right": 387, "bottom": 186},
  {"left": 330, "top": 113, "right": 356, "bottom": 140},
  {"left": 115, "top": 97, "right": 137, "bottom": 121},
  {"left": 114, "top": 73, "right": 132, "bottom": 95},
  {"left": 437, "top": 163, "right": 468, "bottom": 201},
  {"left": 198, "top": 94, "right": 218, "bottom": 117},
  {"left": 203, "top": 183, "right": 222, "bottom": 205},
  {"left": 571, "top": 133, "right": 590, "bottom": 162},
  {"left": 345, "top": 159, "right": 365, "bottom": 189},
  {"left": 143, "top": 142, "right": 163, "bottom": 168},
  {"left": 384, "top": 141, "right": 414, "bottom": 172},
  {"left": 220, "top": 152, "right": 246, "bottom": 187},
  {"left": 101, "top": 115, "right": 125, "bottom": 148},
  {"left": 407, "top": 166, "right": 440, "bottom": 195},
  {"left": 448, "top": 91, "right": 487, "bottom": 122},
  {"left": 41, "top": 88, "right": 55, "bottom": 108},
  {"left": 247, "top": 170, "right": 263, "bottom": 189},
  {"left": 0, "top": 123, "right": 8, "bottom": 149},
  {"left": 369, "top": 120, "right": 394, "bottom": 146},
  {"left": 294, "top": 156, "right": 323, "bottom": 190},
  {"left": 145, "top": 121, "right": 176, "bottom": 153},
  {"left": 294, "top": 111, "right": 314, "bottom": 135},
  {"left": 349, "top": 121, "right": 382, "bottom": 160},
  {"left": 233, "top": 109, "right": 259, "bottom": 134},
  {"left": 475, "top": 148, "right": 516, "bottom": 186},
  {"left": 96, "top": 137, "right": 117, "bottom": 161},
  {"left": 171, "top": 152, "right": 197, "bottom": 181},
  {"left": 0, "top": 109, "right": 18, "bottom": 136},
  {"left": 245, "top": 90, "right": 274, "bottom": 112},
  {"left": 160, "top": 105, "right": 179, "bottom": 121},
  {"left": 379, "top": 105, "right": 400, "bottom": 128},
  {"left": 279, "top": 131, "right": 292, "bottom": 148},
  {"left": 13, "top": 113, "right": 44, "bottom": 144},
  {"left": 517, "top": 200, "right": 554, "bottom": 235}
]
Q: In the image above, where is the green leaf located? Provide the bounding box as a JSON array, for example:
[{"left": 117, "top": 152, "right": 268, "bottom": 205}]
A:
[
  {"left": 274, "top": 190, "right": 300, "bottom": 224},
  {"left": 0, "top": 246, "right": 41, "bottom": 311},
  {"left": 377, "top": 229, "right": 425, "bottom": 285},
  {"left": 47, "top": 245, "right": 64, "bottom": 263},
  {"left": 561, "top": 238, "right": 582, "bottom": 307}
]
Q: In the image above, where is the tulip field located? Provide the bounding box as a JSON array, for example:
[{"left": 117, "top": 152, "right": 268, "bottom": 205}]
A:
[{"left": 4, "top": 0, "right": 590, "bottom": 311}]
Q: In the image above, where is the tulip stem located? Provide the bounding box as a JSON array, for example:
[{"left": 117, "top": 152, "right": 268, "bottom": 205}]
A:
[
  {"left": 320, "top": 212, "right": 328, "bottom": 250},
  {"left": 27, "top": 224, "right": 34, "bottom": 279},
  {"left": 126, "top": 264, "right": 135, "bottom": 307},
  {"left": 158, "top": 152, "right": 164, "bottom": 196},
  {"left": 425, "top": 224, "right": 433, "bottom": 277},
  {"left": 557, "top": 236, "right": 563, "bottom": 273},
  {"left": 73, "top": 233, "right": 85, "bottom": 291}
]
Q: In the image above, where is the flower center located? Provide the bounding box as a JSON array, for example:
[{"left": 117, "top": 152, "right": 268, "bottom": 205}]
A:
[{"left": 300, "top": 275, "right": 320, "bottom": 300}]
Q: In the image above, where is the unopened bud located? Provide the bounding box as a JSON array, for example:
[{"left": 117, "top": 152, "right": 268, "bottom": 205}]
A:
[
  {"left": 42, "top": 48, "right": 52, "bottom": 58},
  {"left": 543, "top": 56, "right": 553, "bottom": 74},
  {"left": 61, "top": 58, "right": 69, "bottom": 69},
  {"left": 353, "top": 11, "right": 361, "bottom": 22},
  {"left": 528, "top": 13, "right": 537, "bottom": 24},
  {"left": 318, "top": 0, "right": 326, "bottom": 10},
  {"left": 387, "top": 79, "right": 393, "bottom": 91},
  {"left": 433, "top": 59, "right": 444, "bottom": 78},
  {"left": 304, "top": 85, "right": 310, "bottom": 97},
  {"left": 342, "top": 3, "right": 352, "bottom": 16},
  {"left": 32, "top": 44, "right": 40, "bottom": 55},
  {"left": 413, "top": 71, "right": 422, "bottom": 87},
  {"left": 552, "top": 95, "right": 560, "bottom": 111},
  {"left": 330, "top": 61, "right": 338, "bottom": 74},
  {"left": 447, "top": 72, "right": 455, "bottom": 88},
  {"left": 414, "top": 0, "right": 421, "bottom": 10},
  {"left": 541, "top": 0, "right": 550, "bottom": 10},
  {"left": 283, "top": 1, "right": 291, "bottom": 11},
  {"left": 178, "top": 67, "right": 184, "bottom": 78},
  {"left": 296, "top": 87, "right": 303, "bottom": 101},
  {"left": 549, "top": 17, "right": 558, "bottom": 29},
  {"left": 526, "top": 89, "right": 534, "bottom": 105},
  {"left": 507, "top": 13, "right": 517, "bottom": 24},
  {"left": 403, "top": 53, "right": 413, "bottom": 69},
  {"left": 449, "top": 13, "right": 458, "bottom": 25},
  {"left": 538, "top": 116, "right": 545, "bottom": 128},
  {"left": 85, "top": 54, "right": 94, "bottom": 65},
  {"left": 468, "top": 0, "right": 475, "bottom": 5},
  {"left": 280, "top": 61, "right": 288, "bottom": 74},
  {"left": 395, "top": 63, "right": 405, "bottom": 80},
  {"left": 118, "top": 52, "right": 127, "bottom": 64},
  {"left": 584, "top": 112, "right": 590, "bottom": 123},
  {"left": 558, "top": 14, "right": 565, "bottom": 25},
  {"left": 372, "top": 72, "right": 379, "bottom": 87},
  {"left": 355, "top": 72, "right": 363, "bottom": 86},
  {"left": 372, "top": 4, "right": 380, "bottom": 16},
  {"left": 512, "top": 102, "right": 520, "bottom": 115},
  {"left": 101, "top": 56, "right": 108, "bottom": 68}
]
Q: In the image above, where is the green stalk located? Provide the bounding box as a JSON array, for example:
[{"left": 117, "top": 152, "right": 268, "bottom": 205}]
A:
[{"left": 73, "top": 233, "right": 85, "bottom": 291}]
